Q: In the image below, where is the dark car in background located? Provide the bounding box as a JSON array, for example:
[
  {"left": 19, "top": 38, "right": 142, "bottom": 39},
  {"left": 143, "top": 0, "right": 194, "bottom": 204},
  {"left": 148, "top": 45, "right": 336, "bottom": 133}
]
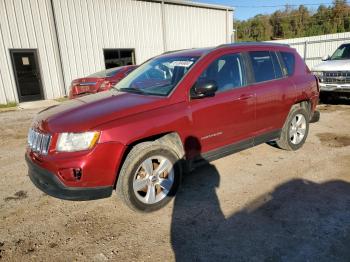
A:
[{"left": 69, "top": 65, "right": 137, "bottom": 99}]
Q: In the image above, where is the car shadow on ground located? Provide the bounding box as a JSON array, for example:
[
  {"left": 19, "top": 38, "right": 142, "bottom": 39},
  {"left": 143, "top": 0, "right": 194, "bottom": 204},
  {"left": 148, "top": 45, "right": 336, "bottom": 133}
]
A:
[{"left": 170, "top": 139, "right": 350, "bottom": 262}]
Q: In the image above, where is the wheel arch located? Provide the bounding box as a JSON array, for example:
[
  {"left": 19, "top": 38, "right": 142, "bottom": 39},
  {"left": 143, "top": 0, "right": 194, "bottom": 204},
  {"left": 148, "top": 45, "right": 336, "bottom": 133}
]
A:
[
  {"left": 113, "top": 132, "right": 185, "bottom": 188},
  {"left": 293, "top": 99, "right": 312, "bottom": 119}
]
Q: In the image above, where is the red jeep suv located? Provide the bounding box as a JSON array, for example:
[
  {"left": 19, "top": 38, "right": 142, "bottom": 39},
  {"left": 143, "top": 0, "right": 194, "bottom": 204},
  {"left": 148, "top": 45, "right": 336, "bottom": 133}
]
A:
[{"left": 26, "top": 43, "right": 319, "bottom": 212}]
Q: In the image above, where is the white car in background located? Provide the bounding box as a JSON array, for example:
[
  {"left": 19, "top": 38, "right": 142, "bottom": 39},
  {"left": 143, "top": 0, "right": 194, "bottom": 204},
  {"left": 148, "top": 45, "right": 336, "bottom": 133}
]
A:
[{"left": 313, "top": 43, "right": 350, "bottom": 101}]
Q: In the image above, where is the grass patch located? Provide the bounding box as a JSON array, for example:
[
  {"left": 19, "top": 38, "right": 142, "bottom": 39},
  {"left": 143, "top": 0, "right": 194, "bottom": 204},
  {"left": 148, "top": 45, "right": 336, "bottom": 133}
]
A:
[
  {"left": 0, "top": 102, "right": 18, "bottom": 108},
  {"left": 54, "top": 97, "right": 68, "bottom": 103}
]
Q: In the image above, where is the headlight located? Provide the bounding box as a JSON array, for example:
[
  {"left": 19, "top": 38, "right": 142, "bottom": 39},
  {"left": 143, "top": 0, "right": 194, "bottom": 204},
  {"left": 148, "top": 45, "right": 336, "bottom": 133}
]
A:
[
  {"left": 56, "top": 131, "right": 100, "bottom": 152},
  {"left": 313, "top": 71, "right": 323, "bottom": 82},
  {"left": 313, "top": 71, "right": 323, "bottom": 77}
]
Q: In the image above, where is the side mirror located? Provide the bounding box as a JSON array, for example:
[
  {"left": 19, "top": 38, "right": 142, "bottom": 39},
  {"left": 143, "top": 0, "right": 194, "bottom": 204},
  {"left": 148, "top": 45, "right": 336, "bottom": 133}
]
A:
[
  {"left": 322, "top": 55, "right": 330, "bottom": 61},
  {"left": 191, "top": 80, "right": 218, "bottom": 99}
]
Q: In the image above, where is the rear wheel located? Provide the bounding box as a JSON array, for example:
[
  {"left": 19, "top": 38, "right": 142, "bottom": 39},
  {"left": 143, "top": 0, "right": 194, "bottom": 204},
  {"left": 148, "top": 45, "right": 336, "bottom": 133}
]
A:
[
  {"left": 116, "top": 142, "right": 181, "bottom": 212},
  {"left": 276, "top": 106, "right": 309, "bottom": 151}
]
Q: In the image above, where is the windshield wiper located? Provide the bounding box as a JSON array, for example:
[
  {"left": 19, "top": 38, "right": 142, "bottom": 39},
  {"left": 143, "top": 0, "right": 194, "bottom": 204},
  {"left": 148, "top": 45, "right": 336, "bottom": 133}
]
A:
[{"left": 115, "top": 87, "right": 147, "bottom": 94}]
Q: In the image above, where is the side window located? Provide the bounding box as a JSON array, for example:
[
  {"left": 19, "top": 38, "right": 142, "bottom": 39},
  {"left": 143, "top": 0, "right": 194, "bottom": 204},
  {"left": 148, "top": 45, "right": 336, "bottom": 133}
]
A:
[
  {"left": 280, "top": 52, "right": 295, "bottom": 76},
  {"left": 197, "top": 53, "right": 245, "bottom": 92},
  {"left": 271, "top": 52, "right": 283, "bottom": 79},
  {"left": 249, "top": 51, "right": 275, "bottom": 83}
]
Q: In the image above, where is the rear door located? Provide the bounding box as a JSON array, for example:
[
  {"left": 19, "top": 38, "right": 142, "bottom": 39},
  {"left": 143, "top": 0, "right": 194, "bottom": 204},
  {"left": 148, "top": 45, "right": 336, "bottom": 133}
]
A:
[
  {"left": 189, "top": 52, "right": 255, "bottom": 153},
  {"left": 247, "top": 50, "right": 295, "bottom": 140}
]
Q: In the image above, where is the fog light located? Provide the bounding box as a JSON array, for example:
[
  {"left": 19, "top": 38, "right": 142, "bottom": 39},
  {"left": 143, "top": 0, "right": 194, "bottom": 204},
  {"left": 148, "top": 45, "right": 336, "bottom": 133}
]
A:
[
  {"left": 59, "top": 168, "right": 82, "bottom": 181},
  {"left": 73, "top": 168, "right": 82, "bottom": 180}
]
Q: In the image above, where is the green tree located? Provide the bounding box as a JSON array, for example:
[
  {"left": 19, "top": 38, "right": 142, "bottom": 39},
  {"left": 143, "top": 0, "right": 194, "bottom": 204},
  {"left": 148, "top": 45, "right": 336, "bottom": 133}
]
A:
[{"left": 234, "top": 1, "right": 350, "bottom": 42}]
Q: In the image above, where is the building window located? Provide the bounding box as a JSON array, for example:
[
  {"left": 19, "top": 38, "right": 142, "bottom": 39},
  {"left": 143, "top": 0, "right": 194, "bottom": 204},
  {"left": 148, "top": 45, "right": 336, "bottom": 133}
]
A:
[{"left": 103, "top": 49, "right": 135, "bottom": 69}]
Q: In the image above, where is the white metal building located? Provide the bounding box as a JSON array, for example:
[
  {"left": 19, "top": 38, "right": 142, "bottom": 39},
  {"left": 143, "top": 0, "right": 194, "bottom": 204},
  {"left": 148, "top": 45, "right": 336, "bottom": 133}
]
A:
[
  {"left": 269, "top": 32, "right": 350, "bottom": 69},
  {"left": 0, "top": 0, "right": 233, "bottom": 104}
]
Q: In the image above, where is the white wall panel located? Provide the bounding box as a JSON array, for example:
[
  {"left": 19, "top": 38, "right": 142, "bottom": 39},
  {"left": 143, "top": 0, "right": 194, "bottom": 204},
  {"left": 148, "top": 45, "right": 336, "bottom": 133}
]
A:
[
  {"left": 0, "top": 0, "right": 232, "bottom": 102},
  {"left": 0, "top": 0, "right": 64, "bottom": 103},
  {"left": 0, "top": 27, "right": 9, "bottom": 104},
  {"left": 52, "top": 0, "right": 165, "bottom": 91},
  {"left": 0, "top": 0, "right": 17, "bottom": 103},
  {"left": 52, "top": 0, "right": 232, "bottom": 93},
  {"left": 164, "top": 4, "right": 229, "bottom": 51},
  {"left": 269, "top": 32, "right": 350, "bottom": 69}
]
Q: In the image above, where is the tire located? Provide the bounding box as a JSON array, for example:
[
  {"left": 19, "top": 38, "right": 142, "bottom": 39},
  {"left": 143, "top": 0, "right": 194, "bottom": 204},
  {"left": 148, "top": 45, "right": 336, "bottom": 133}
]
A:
[
  {"left": 310, "top": 110, "right": 320, "bottom": 123},
  {"left": 276, "top": 106, "right": 309, "bottom": 151},
  {"left": 116, "top": 141, "right": 182, "bottom": 212}
]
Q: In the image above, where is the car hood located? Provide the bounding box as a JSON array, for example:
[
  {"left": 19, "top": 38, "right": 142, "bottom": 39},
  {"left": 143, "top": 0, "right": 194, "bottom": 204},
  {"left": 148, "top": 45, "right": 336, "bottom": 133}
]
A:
[
  {"left": 33, "top": 91, "right": 168, "bottom": 133},
  {"left": 312, "top": 59, "right": 350, "bottom": 71}
]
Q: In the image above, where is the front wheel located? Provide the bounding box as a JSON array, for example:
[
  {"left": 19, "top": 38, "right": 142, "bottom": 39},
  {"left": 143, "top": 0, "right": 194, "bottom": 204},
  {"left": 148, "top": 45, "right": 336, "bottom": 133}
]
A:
[
  {"left": 276, "top": 106, "right": 309, "bottom": 151},
  {"left": 116, "top": 142, "right": 181, "bottom": 212}
]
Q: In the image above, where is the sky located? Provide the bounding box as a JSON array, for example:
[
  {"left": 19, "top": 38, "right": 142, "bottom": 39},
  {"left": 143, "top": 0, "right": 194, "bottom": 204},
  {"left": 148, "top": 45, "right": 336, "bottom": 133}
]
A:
[{"left": 195, "top": 0, "right": 335, "bottom": 20}]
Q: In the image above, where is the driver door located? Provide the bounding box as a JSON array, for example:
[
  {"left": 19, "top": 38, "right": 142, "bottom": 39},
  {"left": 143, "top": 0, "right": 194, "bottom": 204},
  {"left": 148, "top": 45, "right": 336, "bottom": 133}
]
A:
[{"left": 188, "top": 52, "right": 256, "bottom": 154}]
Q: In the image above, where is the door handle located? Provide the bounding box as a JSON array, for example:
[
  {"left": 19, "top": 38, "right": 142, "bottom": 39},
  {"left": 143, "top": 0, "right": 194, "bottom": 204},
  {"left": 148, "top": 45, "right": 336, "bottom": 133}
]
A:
[{"left": 238, "top": 94, "right": 254, "bottom": 100}]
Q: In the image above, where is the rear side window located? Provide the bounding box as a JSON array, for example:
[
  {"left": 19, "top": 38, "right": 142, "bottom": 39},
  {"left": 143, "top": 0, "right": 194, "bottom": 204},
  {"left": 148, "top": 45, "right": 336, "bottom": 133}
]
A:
[
  {"left": 249, "top": 51, "right": 275, "bottom": 83},
  {"left": 280, "top": 52, "right": 295, "bottom": 76}
]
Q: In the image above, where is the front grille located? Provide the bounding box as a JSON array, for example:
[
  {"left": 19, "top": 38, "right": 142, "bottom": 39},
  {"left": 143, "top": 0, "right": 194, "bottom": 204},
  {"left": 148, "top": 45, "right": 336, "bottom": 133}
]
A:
[
  {"left": 321, "top": 71, "right": 350, "bottom": 84},
  {"left": 27, "top": 128, "right": 51, "bottom": 155}
]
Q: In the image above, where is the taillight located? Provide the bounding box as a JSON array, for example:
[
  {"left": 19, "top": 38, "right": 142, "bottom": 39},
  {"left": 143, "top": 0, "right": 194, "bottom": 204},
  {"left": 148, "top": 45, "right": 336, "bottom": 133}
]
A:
[
  {"left": 70, "top": 81, "right": 79, "bottom": 92},
  {"left": 99, "top": 81, "right": 112, "bottom": 91}
]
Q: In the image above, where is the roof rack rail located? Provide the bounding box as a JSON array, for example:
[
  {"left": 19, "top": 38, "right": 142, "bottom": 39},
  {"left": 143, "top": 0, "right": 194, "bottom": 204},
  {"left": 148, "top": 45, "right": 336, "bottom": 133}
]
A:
[
  {"left": 162, "top": 48, "right": 196, "bottom": 55},
  {"left": 215, "top": 42, "right": 290, "bottom": 49}
]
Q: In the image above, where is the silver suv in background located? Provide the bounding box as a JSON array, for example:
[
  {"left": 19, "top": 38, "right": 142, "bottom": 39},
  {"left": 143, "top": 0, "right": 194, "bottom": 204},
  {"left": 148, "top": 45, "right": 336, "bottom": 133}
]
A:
[{"left": 313, "top": 43, "right": 350, "bottom": 101}]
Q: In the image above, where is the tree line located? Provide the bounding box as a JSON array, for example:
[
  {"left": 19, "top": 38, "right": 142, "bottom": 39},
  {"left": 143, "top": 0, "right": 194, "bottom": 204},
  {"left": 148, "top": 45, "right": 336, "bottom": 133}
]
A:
[{"left": 234, "top": 0, "right": 350, "bottom": 41}]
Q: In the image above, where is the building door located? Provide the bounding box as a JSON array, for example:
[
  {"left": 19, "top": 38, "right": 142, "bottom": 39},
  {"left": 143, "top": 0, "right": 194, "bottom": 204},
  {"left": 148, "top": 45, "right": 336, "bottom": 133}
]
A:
[
  {"left": 103, "top": 49, "right": 135, "bottom": 69},
  {"left": 10, "top": 50, "right": 43, "bottom": 102}
]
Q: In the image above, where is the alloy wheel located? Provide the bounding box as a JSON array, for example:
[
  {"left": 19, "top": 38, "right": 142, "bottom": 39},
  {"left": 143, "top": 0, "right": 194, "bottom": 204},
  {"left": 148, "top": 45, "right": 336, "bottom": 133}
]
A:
[
  {"left": 133, "top": 156, "right": 174, "bottom": 204},
  {"left": 289, "top": 113, "right": 307, "bottom": 145}
]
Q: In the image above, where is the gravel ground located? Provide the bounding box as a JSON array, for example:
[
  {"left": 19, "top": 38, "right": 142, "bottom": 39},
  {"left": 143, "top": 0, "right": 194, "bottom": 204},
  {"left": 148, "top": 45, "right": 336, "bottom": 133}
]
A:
[{"left": 0, "top": 102, "right": 350, "bottom": 262}]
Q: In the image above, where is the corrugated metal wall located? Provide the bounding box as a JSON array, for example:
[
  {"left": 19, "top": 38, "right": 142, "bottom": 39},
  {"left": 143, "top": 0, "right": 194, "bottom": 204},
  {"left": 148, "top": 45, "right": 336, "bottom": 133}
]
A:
[
  {"left": 51, "top": 0, "right": 165, "bottom": 91},
  {"left": 164, "top": 3, "right": 230, "bottom": 51},
  {"left": 269, "top": 32, "right": 350, "bottom": 69},
  {"left": 0, "top": 0, "right": 232, "bottom": 103},
  {"left": 0, "top": 0, "right": 65, "bottom": 104},
  {"left": 53, "top": 0, "right": 232, "bottom": 93}
]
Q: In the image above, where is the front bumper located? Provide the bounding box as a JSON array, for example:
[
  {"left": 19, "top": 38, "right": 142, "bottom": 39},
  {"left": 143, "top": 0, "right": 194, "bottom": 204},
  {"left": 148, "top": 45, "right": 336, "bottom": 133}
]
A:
[
  {"left": 26, "top": 154, "right": 113, "bottom": 201},
  {"left": 319, "top": 83, "right": 350, "bottom": 93}
]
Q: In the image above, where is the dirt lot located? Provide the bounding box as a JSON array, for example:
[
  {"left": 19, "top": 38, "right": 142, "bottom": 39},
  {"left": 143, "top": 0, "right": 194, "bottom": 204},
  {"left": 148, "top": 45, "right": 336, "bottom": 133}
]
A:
[{"left": 0, "top": 102, "right": 350, "bottom": 262}]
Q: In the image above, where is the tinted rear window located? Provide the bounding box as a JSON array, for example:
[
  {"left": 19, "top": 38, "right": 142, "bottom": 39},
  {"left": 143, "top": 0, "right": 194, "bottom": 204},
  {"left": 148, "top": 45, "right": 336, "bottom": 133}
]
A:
[
  {"left": 249, "top": 51, "right": 275, "bottom": 83},
  {"left": 280, "top": 52, "right": 295, "bottom": 76}
]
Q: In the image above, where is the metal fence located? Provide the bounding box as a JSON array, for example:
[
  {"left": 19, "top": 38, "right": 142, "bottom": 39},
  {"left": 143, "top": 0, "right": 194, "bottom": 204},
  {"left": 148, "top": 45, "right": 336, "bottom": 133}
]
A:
[{"left": 269, "top": 32, "right": 350, "bottom": 69}]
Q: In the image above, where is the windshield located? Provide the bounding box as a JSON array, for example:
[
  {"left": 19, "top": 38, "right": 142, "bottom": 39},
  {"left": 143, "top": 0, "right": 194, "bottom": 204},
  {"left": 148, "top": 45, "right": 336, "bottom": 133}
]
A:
[
  {"left": 87, "top": 67, "right": 122, "bottom": 78},
  {"left": 114, "top": 56, "right": 199, "bottom": 96},
  {"left": 330, "top": 44, "right": 350, "bottom": 60}
]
